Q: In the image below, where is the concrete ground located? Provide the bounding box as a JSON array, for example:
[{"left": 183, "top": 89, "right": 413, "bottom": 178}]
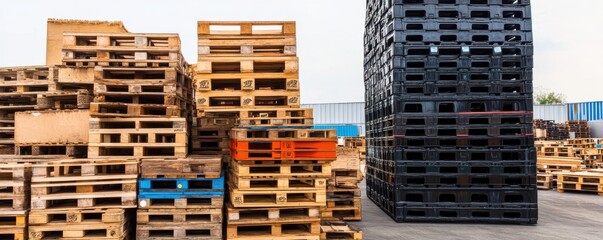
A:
[{"left": 356, "top": 181, "right": 603, "bottom": 240}]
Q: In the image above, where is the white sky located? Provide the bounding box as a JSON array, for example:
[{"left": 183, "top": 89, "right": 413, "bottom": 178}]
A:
[{"left": 0, "top": 0, "right": 601, "bottom": 103}]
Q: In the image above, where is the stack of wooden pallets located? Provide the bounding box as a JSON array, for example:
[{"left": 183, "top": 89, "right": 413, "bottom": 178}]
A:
[
  {"left": 137, "top": 156, "right": 223, "bottom": 239},
  {"left": 28, "top": 159, "right": 137, "bottom": 239},
  {"left": 193, "top": 21, "right": 314, "bottom": 156},
  {"left": 227, "top": 128, "right": 337, "bottom": 240},
  {"left": 323, "top": 147, "right": 363, "bottom": 221},
  {"left": 0, "top": 66, "right": 93, "bottom": 155},
  {"left": 0, "top": 163, "right": 30, "bottom": 240}
]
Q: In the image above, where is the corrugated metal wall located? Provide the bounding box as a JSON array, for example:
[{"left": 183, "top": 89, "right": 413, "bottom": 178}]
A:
[
  {"left": 568, "top": 101, "right": 603, "bottom": 121},
  {"left": 533, "top": 104, "right": 568, "bottom": 123},
  {"left": 302, "top": 102, "right": 365, "bottom": 136}
]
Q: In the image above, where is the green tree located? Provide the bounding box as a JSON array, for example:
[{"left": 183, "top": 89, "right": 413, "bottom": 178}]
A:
[{"left": 535, "top": 90, "right": 566, "bottom": 105}]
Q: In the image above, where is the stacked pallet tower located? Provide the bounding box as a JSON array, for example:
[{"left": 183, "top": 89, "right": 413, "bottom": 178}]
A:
[
  {"left": 195, "top": 21, "right": 360, "bottom": 240},
  {"left": 324, "top": 144, "right": 364, "bottom": 221},
  {"left": 193, "top": 21, "right": 313, "bottom": 157},
  {"left": 364, "top": 0, "right": 537, "bottom": 223}
]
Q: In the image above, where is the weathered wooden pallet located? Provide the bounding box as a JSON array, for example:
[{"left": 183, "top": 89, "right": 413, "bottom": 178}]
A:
[
  {"left": 0, "top": 211, "right": 27, "bottom": 230},
  {"left": 330, "top": 169, "right": 362, "bottom": 189},
  {"left": 0, "top": 227, "right": 26, "bottom": 240},
  {"left": 0, "top": 163, "right": 31, "bottom": 211},
  {"left": 138, "top": 196, "right": 224, "bottom": 209},
  {"left": 137, "top": 208, "right": 222, "bottom": 225},
  {"left": 62, "top": 33, "right": 185, "bottom": 68},
  {"left": 327, "top": 187, "right": 362, "bottom": 200},
  {"left": 0, "top": 65, "right": 50, "bottom": 82},
  {"left": 195, "top": 72, "right": 299, "bottom": 90},
  {"left": 230, "top": 159, "right": 332, "bottom": 178},
  {"left": 29, "top": 209, "right": 126, "bottom": 225},
  {"left": 229, "top": 171, "right": 327, "bottom": 191},
  {"left": 15, "top": 144, "right": 88, "bottom": 157},
  {"left": 320, "top": 219, "right": 362, "bottom": 240},
  {"left": 227, "top": 218, "right": 320, "bottom": 240},
  {"left": 322, "top": 197, "right": 362, "bottom": 221},
  {"left": 229, "top": 182, "right": 326, "bottom": 208},
  {"left": 31, "top": 158, "right": 138, "bottom": 179},
  {"left": 195, "top": 116, "right": 237, "bottom": 127},
  {"left": 90, "top": 102, "right": 183, "bottom": 118},
  {"left": 36, "top": 90, "right": 91, "bottom": 110},
  {"left": 197, "top": 21, "right": 297, "bottom": 58},
  {"left": 191, "top": 138, "right": 230, "bottom": 154},
  {"left": 88, "top": 145, "right": 186, "bottom": 158},
  {"left": 537, "top": 173, "right": 554, "bottom": 190},
  {"left": 31, "top": 167, "right": 137, "bottom": 210},
  {"left": 28, "top": 222, "right": 128, "bottom": 240},
  {"left": 141, "top": 156, "right": 222, "bottom": 179},
  {"left": 195, "top": 94, "right": 300, "bottom": 110},
  {"left": 226, "top": 204, "right": 320, "bottom": 223},
  {"left": 136, "top": 223, "right": 222, "bottom": 240},
  {"left": 231, "top": 128, "right": 335, "bottom": 140}
]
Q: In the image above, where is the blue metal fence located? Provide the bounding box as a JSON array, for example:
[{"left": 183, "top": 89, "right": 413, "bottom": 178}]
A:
[
  {"left": 313, "top": 124, "right": 360, "bottom": 137},
  {"left": 568, "top": 101, "right": 603, "bottom": 121}
]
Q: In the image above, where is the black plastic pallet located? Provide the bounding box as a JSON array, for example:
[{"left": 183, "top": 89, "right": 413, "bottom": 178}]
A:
[
  {"left": 392, "top": 5, "right": 532, "bottom": 20},
  {"left": 396, "top": 55, "right": 534, "bottom": 70},
  {"left": 394, "top": 204, "right": 537, "bottom": 224}
]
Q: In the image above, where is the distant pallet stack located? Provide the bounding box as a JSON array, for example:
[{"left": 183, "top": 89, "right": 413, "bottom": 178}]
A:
[
  {"left": 28, "top": 159, "right": 137, "bottom": 240},
  {"left": 323, "top": 147, "right": 363, "bottom": 221},
  {"left": 137, "top": 155, "right": 223, "bottom": 240},
  {"left": 566, "top": 120, "right": 590, "bottom": 139},
  {"left": 227, "top": 128, "right": 337, "bottom": 239}
]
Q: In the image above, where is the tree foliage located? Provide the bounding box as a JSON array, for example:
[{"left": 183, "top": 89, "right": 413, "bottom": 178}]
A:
[{"left": 535, "top": 90, "right": 566, "bottom": 105}]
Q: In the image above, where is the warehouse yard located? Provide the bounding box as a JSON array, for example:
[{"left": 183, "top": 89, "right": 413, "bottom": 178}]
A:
[{"left": 358, "top": 181, "right": 603, "bottom": 239}]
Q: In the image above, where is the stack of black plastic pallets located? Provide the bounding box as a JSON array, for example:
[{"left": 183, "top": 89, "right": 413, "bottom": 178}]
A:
[{"left": 364, "top": 0, "right": 537, "bottom": 224}]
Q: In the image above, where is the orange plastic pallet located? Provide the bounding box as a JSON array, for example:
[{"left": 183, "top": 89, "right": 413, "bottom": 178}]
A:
[
  {"left": 231, "top": 149, "right": 336, "bottom": 161},
  {"left": 230, "top": 139, "right": 337, "bottom": 151}
]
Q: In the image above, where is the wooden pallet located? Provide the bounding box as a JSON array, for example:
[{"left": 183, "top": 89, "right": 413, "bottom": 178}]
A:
[
  {"left": 230, "top": 159, "right": 332, "bottom": 178},
  {"left": 229, "top": 182, "right": 326, "bottom": 208},
  {"left": 557, "top": 171, "right": 603, "bottom": 195},
  {"left": 226, "top": 203, "right": 320, "bottom": 222},
  {"left": 327, "top": 187, "right": 362, "bottom": 200},
  {"left": 0, "top": 65, "right": 50, "bottom": 82},
  {"left": 330, "top": 169, "right": 362, "bottom": 189},
  {"left": 15, "top": 144, "right": 88, "bottom": 157},
  {"left": 0, "top": 163, "right": 31, "bottom": 211},
  {"left": 322, "top": 197, "right": 362, "bottom": 221},
  {"left": 141, "top": 155, "right": 222, "bottom": 178},
  {"left": 138, "top": 196, "right": 224, "bottom": 209},
  {"left": 227, "top": 218, "right": 320, "bottom": 240},
  {"left": 320, "top": 220, "right": 362, "bottom": 240},
  {"left": 195, "top": 116, "right": 237, "bottom": 127},
  {"left": 90, "top": 102, "right": 183, "bottom": 118},
  {"left": 197, "top": 21, "right": 297, "bottom": 58},
  {"left": 88, "top": 117, "right": 187, "bottom": 158},
  {"left": 137, "top": 208, "right": 222, "bottom": 224},
  {"left": 195, "top": 73, "right": 298, "bottom": 90},
  {"left": 62, "top": 33, "right": 185, "bottom": 68},
  {"left": 0, "top": 211, "right": 27, "bottom": 231},
  {"left": 36, "top": 90, "right": 92, "bottom": 110},
  {"left": 29, "top": 221, "right": 128, "bottom": 240},
  {"left": 31, "top": 158, "right": 138, "bottom": 179},
  {"left": 537, "top": 157, "right": 583, "bottom": 172},
  {"left": 196, "top": 94, "right": 300, "bottom": 110},
  {"left": 540, "top": 146, "right": 575, "bottom": 157},
  {"left": 31, "top": 159, "right": 137, "bottom": 210},
  {"left": 537, "top": 173, "right": 554, "bottom": 190},
  {"left": 29, "top": 209, "right": 126, "bottom": 225},
  {"left": 0, "top": 227, "right": 26, "bottom": 240},
  {"left": 229, "top": 171, "right": 327, "bottom": 191},
  {"left": 136, "top": 223, "right": 222, "bottom": 240}
]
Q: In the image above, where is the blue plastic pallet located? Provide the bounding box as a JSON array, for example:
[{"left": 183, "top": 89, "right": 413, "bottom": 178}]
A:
[
  {"left": 138, "top": 191, "right": 224, "bottom": 199},
  {"left": 139, "top": 175, "right": 224, "bottom": 193}
]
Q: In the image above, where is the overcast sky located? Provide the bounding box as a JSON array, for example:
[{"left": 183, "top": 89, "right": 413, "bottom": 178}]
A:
[{"left": 0, "top": 0, "right": 601, "bottom": 103}]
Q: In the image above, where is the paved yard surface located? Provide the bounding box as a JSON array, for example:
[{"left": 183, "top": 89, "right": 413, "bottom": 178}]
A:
[{"left": 356, "top": 181, "right": 603, "bottom": 240}]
